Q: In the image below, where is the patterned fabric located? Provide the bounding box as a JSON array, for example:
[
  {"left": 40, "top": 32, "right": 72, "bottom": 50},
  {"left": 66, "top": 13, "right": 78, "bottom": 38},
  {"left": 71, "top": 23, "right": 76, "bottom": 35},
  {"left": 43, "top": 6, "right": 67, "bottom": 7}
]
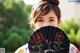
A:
[
  {"left": 69, "top": 44, "right": 79, "bottom": 53},
  {"left": 15, "top": 43, "right": 79, "bottom": 53},
  {"left": 15, "top": 44, "right": 30, "bottom": 53}
]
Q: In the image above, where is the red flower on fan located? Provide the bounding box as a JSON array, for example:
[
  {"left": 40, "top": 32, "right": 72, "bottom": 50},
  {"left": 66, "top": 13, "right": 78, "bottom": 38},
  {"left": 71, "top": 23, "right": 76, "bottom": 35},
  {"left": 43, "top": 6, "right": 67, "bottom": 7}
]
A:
[
  {"left": 55, "top": 31, "right": 64, "bottom": 42},
  {"left": 53, "top": 31, "right": 64, "bottom": 52},
  {"left": 33, "top": 32, "right": 44, "bottom": 43},
  {"left": 32, "top": 32, "right": 44, "bottom": 52},
  {"left": 33, "top": 35, "right": 38, "bottom": 43},
  {"left": 39, "top": 33, "right": 44, "bottom": 41}
]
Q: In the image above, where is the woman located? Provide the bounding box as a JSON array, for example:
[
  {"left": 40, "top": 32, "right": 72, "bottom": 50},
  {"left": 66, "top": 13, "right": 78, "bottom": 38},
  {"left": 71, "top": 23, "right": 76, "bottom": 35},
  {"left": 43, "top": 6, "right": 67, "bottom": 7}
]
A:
[{"left": 15, "top": 0, "right": 79, "bottom": 53}]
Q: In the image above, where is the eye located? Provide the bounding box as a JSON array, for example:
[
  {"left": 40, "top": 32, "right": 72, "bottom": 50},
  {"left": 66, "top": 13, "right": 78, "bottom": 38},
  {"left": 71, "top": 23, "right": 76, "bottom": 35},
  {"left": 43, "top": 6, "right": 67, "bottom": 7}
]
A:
[
  {"left": 49, "top": 19, "right": 54, "bottom": 22},
  {"left": 37, "top": 19, "right": 43, "bottom": 22}
]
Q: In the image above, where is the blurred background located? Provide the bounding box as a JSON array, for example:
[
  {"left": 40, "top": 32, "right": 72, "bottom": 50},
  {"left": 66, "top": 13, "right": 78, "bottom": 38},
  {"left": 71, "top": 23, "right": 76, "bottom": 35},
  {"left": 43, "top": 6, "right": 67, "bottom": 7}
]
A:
[{"left": 0, "top": 0, "right": 80, "bottom": 53}]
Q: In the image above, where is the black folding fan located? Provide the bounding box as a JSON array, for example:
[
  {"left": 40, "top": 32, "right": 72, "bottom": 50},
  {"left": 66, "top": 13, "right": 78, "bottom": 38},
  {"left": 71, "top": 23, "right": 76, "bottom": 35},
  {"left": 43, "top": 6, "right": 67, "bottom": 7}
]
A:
[{"left": 28, "top": 26, "right": 70, "bottom": 53}]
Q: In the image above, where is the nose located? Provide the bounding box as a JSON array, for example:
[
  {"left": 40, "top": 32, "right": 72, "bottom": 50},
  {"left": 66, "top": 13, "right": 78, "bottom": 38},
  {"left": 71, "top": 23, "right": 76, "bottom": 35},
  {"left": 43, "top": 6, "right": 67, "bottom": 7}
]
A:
[{"left": 43, "top": 22, "right": 50, "bottom": 27}]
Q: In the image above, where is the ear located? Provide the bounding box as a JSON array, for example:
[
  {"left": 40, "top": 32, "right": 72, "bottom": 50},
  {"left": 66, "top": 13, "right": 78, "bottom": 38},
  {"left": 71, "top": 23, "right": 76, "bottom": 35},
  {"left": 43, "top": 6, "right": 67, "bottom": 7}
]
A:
[{"left": 58, "top": 19, "right": 61, "bottom": 26}]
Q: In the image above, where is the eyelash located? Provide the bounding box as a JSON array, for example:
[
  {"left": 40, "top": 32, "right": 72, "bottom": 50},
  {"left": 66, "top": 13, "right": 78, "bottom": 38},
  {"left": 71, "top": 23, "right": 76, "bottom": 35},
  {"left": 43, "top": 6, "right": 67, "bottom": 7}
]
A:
[
  {"left": 37, "top": 19, "right": 54, "bottom": 22},
  {"left": 37, "top": 19, "right": 43, "bottom": 22},
  {"left": 49, "top": 19, "right": 54, "bottom": 22}
]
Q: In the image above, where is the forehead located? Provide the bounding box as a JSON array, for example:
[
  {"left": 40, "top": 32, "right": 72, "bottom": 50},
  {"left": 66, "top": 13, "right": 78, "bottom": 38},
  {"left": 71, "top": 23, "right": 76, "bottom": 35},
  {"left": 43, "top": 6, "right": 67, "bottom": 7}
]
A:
[
  {"left": 39, "top": 8, "right": 54, "bottom": 16},
  {"left": 39, "top": 10, "right": 57, "bottom": 17}
]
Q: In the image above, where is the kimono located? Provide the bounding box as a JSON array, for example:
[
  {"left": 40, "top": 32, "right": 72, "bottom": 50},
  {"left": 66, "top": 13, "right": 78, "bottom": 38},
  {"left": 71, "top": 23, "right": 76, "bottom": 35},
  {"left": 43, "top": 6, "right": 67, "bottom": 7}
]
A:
[{"left": 15, "top": 43, "right": 79, "bottom": 53}]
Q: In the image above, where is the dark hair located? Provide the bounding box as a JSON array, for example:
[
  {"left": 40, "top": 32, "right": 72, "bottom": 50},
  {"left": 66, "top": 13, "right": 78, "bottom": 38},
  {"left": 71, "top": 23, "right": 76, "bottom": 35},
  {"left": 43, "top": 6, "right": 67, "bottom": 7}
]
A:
[
  {"left": 29, "top": 0, "right": 61, "bottom": 29},
  {"left": 40, "top": 0, "right": 59, "bottom": 6}
]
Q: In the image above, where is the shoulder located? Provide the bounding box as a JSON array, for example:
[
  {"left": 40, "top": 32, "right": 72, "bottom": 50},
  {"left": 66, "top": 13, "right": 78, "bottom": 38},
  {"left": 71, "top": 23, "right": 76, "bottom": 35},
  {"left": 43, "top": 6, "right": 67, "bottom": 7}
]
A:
[
  {"left": 69, "top": 44, "right": 79, "bottom": 53},
  {"left": 15, "top": 43, "right": 30, "bottom": 53}
]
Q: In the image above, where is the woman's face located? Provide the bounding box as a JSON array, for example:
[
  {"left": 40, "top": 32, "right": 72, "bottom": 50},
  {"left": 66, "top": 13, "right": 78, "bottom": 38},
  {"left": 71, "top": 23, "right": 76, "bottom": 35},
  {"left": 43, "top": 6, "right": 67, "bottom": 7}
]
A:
[{"left": 34, "top": 10, "right": 61, "bottom": 30}]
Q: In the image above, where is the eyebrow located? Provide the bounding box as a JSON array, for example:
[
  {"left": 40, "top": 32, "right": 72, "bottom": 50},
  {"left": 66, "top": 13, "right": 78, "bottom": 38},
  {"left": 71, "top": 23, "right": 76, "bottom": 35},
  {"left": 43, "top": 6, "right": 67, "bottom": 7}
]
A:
[
  {"left": 38, "top": 16, "right": 55, "bottom": 19},
  {"left": 49, "top": 17, "right": 55, "bottom": 18},
  {"left": 37, "top": 17, "right": 42, "bottom": 18}
]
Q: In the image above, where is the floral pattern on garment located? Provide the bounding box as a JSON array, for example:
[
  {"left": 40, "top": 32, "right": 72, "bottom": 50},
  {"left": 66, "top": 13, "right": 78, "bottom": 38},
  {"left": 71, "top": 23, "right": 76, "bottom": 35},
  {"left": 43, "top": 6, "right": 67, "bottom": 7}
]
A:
[
  {"left": 15, "top": 44, "right": 30, "bottom": 53},
  {"left": 69, "top": 44, "right": 79, "bottom": 53}
]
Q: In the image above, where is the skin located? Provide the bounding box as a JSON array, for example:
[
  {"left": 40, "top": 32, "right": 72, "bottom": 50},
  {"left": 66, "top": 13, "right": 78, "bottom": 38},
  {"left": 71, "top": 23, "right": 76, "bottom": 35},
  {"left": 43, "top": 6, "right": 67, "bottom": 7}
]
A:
[{"left": 34, "top": 10, "right": 61, "bottom": 30}]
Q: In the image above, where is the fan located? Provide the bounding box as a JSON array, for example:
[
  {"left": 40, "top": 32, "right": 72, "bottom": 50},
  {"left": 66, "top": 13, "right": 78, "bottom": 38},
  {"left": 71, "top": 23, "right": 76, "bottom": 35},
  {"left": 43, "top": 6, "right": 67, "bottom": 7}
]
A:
[{"left": 28, "top": 26, "right": 70, "bottom": 53}]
